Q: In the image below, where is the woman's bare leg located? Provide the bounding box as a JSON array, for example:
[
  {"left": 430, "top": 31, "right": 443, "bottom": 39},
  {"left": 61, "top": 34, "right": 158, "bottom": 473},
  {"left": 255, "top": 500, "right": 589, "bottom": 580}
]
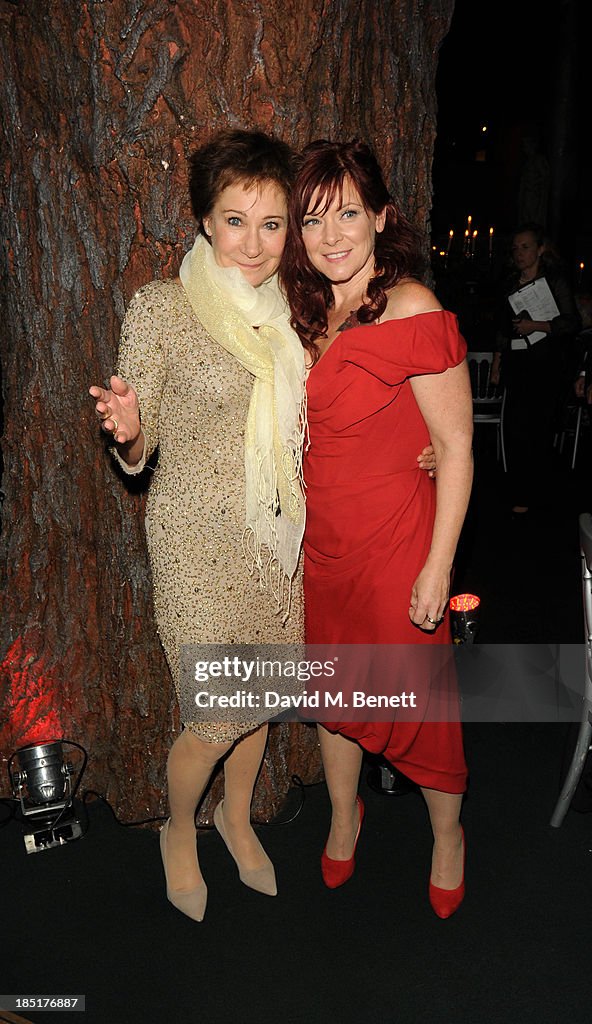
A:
[
  {"left": 421, "top": 787, "right": 464, "bottom": 889},
  {"left": 317, "top": 724, "right": 363, "bottom": 859}
]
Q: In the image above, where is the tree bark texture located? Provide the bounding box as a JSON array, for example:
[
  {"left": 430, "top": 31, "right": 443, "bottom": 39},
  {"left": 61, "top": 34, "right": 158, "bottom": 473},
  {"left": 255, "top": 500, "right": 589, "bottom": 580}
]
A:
[{"left": 0, "top": 0, "right": 455, "bottom": 823}]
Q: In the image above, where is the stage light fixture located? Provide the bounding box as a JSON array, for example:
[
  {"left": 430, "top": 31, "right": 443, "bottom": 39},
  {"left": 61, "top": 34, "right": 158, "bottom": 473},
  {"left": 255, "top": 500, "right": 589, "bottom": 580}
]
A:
[{"left": 8, "top": 739, "right": 87, "bottom": 854}]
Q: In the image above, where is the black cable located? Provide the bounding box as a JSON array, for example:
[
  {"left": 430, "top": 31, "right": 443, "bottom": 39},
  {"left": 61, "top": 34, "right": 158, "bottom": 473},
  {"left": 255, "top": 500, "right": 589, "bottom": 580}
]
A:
[
  {"left": 261, "top": 774, "right": 310, "bottom": 826},
  {"left": 6, "top": 738, "right": 316, "bottom": 835},
  {"left": 81, "top": 773, "right": 316, "bottom": 833},
  {"left": 81, "top": 790, "right": 168, "bottom": 828}
]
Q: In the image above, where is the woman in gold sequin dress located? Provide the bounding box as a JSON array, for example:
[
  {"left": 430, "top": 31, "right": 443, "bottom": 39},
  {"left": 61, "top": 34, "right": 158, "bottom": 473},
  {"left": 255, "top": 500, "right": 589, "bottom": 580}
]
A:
[{"left": 89, "top": 131, "right": 306, "bottom": 922}]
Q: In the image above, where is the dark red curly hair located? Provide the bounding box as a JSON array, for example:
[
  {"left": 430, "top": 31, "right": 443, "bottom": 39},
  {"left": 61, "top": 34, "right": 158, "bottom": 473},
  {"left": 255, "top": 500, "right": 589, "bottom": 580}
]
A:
[{"left": 279, "top": 139, "right": 424, "bottom": 362}]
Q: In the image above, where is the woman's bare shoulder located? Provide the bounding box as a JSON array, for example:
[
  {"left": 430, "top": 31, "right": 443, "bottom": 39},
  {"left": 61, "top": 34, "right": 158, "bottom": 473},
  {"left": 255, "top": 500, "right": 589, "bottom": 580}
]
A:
[{"left": 383, "top": 279, "right": 443, "bottom": 320}]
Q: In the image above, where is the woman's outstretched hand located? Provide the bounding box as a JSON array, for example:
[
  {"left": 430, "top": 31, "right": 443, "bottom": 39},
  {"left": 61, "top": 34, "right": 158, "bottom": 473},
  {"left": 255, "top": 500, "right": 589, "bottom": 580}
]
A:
[{"left": 89, "top": 375, "right": 140, "bottom": 445}]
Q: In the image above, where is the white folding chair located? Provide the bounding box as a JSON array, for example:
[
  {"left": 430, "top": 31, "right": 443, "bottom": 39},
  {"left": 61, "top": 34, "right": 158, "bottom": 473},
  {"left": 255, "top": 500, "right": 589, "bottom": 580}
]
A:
[
  {"left": 558, "top": 401, "right": 585, "bottom": 470},
  {"left": 466, "top": 351, "right": 507, "bottom": 471},
  {"left": 550, "top": 511, "right": 592, "bottom": 827}
]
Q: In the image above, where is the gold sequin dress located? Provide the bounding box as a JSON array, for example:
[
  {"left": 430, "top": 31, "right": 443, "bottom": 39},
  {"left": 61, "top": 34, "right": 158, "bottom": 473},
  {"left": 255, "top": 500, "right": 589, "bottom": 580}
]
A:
[{"left": 113, "top": 280, "right": 304, "bottom": 742}]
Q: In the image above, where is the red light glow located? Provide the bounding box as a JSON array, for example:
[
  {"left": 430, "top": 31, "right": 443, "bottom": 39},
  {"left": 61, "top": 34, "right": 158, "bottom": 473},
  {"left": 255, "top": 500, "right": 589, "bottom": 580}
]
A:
[
  {"left": 1, "top": 636, "right": 63, "bottom": 748},
  {"left": 449, "top": 594, "right": 480, "bottom": 613}
]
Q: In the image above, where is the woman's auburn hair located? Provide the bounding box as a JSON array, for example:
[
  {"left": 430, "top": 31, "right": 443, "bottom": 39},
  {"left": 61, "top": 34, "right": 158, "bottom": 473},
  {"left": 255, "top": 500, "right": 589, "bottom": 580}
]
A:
[
  {"left": 188, "top": 128, "right": 297, "bottom": 235},
  {"left": 279, "top": 139, "right": 424, "bottom": 361}
]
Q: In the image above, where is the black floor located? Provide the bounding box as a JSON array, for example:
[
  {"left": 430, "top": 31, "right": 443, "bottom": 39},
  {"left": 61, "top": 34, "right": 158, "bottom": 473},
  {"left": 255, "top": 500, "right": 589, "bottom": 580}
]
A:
[{"left": 3, "top": 434, "right": 592, "bottom": 1024}]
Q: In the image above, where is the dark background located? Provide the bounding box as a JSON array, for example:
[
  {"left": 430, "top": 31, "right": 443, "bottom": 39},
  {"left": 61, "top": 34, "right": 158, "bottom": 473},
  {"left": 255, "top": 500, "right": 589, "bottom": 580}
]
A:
[{"left": 432, "top": 0, "right": 590, "bottom": 292}]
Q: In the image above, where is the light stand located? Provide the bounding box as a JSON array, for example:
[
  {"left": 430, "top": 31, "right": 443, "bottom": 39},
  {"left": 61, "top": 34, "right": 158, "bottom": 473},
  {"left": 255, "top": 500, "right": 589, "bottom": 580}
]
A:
[{"left": 8, "top": 739, "right": 87, "bottom": 853}]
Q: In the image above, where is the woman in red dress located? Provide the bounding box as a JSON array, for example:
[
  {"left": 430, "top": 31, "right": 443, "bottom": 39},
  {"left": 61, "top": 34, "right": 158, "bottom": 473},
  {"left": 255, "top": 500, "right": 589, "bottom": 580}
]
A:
[{"left": 281, "top": 141, "right": 474, "bottom": 917}]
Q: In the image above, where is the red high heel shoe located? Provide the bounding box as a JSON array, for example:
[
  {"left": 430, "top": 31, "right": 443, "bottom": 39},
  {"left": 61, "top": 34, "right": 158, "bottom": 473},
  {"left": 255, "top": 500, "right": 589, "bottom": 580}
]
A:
[
  {"left": 428, "top": 827, "right": 465, "bottom": 919},
  {"left": 321, "top": 796, "right": 365, "bottom": 889}
]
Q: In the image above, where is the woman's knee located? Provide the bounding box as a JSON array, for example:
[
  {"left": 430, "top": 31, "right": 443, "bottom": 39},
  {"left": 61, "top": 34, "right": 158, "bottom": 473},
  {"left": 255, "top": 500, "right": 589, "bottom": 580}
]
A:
[{"left": 173, "top": 727, "right": 234, "bottom": 767}]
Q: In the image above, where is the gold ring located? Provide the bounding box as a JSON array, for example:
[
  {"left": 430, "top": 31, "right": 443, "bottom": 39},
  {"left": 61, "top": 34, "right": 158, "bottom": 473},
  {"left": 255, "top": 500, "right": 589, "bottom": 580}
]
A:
[
  {"left": 425, "top": 614, "right": 437, "bottom": 625},
  {"left": 111, "top": 418, "right": 119, "bottom": 433}
]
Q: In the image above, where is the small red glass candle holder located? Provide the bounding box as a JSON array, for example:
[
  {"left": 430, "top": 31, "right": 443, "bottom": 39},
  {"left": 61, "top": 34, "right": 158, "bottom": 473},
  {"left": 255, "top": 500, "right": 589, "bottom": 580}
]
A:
[{"left": 449, "top": 593, "right": 480, "bottom": 644}]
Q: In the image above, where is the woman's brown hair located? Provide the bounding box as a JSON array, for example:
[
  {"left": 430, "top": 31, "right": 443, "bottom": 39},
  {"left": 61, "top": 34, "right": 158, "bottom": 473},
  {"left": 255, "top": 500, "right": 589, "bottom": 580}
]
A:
[
  {"left": 280, "top": 139, "right": 424, "bottom": 361},
  {"left": 188, "top": 128, "right": 297, "bottom": 237}
]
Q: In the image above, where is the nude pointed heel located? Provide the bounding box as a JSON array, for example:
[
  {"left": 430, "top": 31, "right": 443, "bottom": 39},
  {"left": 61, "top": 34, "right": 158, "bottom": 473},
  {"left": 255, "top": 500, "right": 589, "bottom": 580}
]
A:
[
  {"left": 160, "top": 818, "right": 208, "bottom": 922},
  {"left": 214, "top": 800, "right": 277, "bottom": 896}
]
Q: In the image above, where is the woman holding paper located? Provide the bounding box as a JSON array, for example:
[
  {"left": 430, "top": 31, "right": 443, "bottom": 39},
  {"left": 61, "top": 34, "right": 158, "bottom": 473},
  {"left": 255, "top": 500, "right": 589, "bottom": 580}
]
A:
[{"left": 491, "top": 223, "right": 581, "bottom": 516}]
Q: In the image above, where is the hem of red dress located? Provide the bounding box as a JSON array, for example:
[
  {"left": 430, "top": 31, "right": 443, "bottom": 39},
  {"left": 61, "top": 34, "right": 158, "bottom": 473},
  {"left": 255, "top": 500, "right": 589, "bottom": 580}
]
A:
[
  {"left": 387, "top": 758, "right": 467, "bottom": 795},
  {"left": 320, "top": 720, "right": 468, "bottom": 794}
]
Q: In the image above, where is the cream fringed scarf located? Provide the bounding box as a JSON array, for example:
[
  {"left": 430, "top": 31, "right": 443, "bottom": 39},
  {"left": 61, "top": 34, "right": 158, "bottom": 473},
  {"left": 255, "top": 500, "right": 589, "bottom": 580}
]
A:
[{"left": 179, "top": 234, "right": 306, "bottom": 619}]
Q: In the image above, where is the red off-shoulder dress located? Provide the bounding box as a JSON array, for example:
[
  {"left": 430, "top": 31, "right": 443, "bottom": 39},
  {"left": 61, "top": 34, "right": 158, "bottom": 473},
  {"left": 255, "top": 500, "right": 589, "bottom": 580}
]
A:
[{"left": 304, "top": 310, "right": 468, "bottom": 794}]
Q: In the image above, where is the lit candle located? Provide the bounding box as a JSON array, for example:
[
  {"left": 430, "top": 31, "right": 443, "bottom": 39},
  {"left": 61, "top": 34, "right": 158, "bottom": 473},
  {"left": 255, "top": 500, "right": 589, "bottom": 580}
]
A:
[
  {"left": 579, "top": 261, "right": 585, "bottom": 285},
  {"left": 464, "top": 229, "right": 470, "bottom": 257},
  {"left": 489, "top": 226, "right": 494, "bottom": 258},
  {"left": 471, "top": 229, "right": 478, "bottom": 258},
  {"left": 442, "top": 230, "right": 453, "bottom": 269}
]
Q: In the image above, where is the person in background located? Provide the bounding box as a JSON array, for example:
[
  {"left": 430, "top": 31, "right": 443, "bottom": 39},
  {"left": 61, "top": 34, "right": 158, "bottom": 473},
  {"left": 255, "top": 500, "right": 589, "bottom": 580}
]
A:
[{"left": 491, "top": 223, "right": 582, "bottom": 516}]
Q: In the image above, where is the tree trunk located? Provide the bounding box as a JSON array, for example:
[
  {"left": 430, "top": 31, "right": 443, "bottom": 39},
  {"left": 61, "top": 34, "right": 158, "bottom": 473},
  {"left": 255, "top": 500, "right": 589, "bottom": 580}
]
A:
[{"left": 0, "top": 0, "right": 455, "bottom": 823}]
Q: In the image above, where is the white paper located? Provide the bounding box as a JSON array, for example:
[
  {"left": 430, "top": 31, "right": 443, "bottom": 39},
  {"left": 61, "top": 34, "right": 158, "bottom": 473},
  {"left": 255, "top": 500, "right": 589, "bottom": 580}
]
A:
[{"left": 507, "top": 276, "right": 560, "bottom": 344}]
